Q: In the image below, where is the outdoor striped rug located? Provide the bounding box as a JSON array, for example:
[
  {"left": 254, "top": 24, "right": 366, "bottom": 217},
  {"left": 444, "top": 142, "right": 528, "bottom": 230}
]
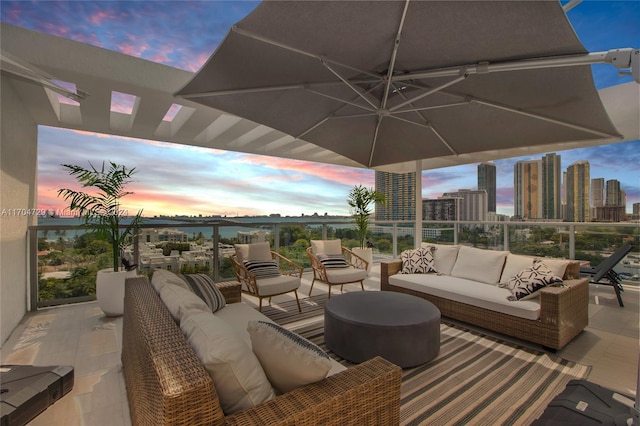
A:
[{"left": 259, "top": 295, "right": 590, "bottom": 426}]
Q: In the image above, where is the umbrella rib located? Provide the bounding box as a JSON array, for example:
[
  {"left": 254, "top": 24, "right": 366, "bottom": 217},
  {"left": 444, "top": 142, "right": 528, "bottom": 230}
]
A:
[
  {"left": 305, "top": 88, "right": 376, "bottom": 112},
  {"left": 297, "top": 83, "right": 384, "bottom": 140},
  {"left": 322, "top": 61, "right": 379, "bottom": 110},
  {"left": 231, "top": 25, "right": 381, "bottom": 80},
  {"left": 381, "top": 0, "right": 411, "bottom": 110},
  {"left": 389, "top": 74, "right": 468, "bottom": 112},
  {"left": 472, "top": 99, "right": 623, "bottom": 139},
  {"left": 394, "top": 101, "right": 470, "bottom": 114}
]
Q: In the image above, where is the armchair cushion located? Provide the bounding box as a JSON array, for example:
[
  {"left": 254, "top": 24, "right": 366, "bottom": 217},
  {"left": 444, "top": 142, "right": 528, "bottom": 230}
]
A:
[
  {"left": 248, "top": 321, "right": 332, "bottom": 394},
  {"left": 325, "top": 267, "right": 368, "bottom": 284},
  {"left": 243, "top": 260, "right": 281, "bottom": 278},
  {"left": 234, "top": 242, "right": 272, "bottom": 263},
  {"left": 421, "top": 243, "right": 460, "bottom": 275},
  {"left": 254, "top": 274, "right": 301, "bottom": 297},
  {"left": 317, "top": 253, "right": 349, "bottom": 269},
  {"left": 310, "top": 239, "right": 342, "bottom": 255},
  {"left": 451, "top": 246, "right": 508, "bottom": 284}
]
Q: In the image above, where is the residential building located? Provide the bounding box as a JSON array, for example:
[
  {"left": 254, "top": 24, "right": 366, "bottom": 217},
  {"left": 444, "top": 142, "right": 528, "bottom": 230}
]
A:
[
  {"left": 605, "top": 179, "right": 623, "bottom": 207},
  {"left": 422, "top": 198, "right": 459, "bottom": 221},
  {"left": 566, "top": 161, "right": 590, "bottom": 222},
  {"left": 541, "top": 153, "right": 562, "bottom": 219},
  {"left": 238, "top": 230, "right": 268, "bottom": 244},
  {"left": 477, "top": 162, "right": 496, "bottom": 213},
  {"left": 591, "top": 177, "right": 605, "bottom": 220},
  {"left": 442, "top": 189, "right": 488, "bottom": 222},
  {"left": 375, "top": 171, "right": 416, "bottom": 221},
  {"left": 514, "top": 160, "right": 542, "bottom": 219}
]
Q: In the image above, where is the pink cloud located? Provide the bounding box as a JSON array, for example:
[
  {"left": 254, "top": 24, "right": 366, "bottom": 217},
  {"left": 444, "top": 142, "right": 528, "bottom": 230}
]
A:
[{"left": 88, "top": 10, "right": 117, "bottom": 25}]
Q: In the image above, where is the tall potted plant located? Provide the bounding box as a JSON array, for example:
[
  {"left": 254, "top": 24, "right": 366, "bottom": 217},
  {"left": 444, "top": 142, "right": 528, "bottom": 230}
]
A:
[
  {"left": 347, "top": 185, "right": 386, "bottom": 270},
  {"left": 58, "top": 161, "right": 144, "bottom": 316}
]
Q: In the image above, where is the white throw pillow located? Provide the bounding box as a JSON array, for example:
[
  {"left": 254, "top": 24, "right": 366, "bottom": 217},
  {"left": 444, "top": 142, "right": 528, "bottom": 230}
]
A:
[
  {"left": 247, "top": 320, "right": 332, "bottom": 394},
  {"left": 234, "top": 242, "right": 272, "bottom": 263},
  {"left": 400, "top": 247, "right": 436, "bottom": 274},
  {"left": 535, "top": 257, "right": 572, "bottom": 279},
  {"left": 421, "top": 243, "right": 460, "bottom": 275},
  {"left": 451, "top": 246, "right": 508, "bottom": 284},
  {"left": 181, "top": 312, "right": 275, "bottom": 415},
  {"left": 499, "top": 254, "right": 536, "bottom": 287},
  {"left": 508, "top": 262, "right": 563, "bottom": 301},
  {"left": 151, "top": 269, "right": 189, "bottom": 293},
  {"left": 310, "top": 239, "right": 342, "bottom": 255},
  {"left": 159, "top": 282, "right": 210, "bottom": 323}
]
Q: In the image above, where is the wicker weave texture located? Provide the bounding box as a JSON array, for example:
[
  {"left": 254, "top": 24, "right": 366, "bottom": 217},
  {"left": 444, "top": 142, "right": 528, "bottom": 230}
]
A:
[{"left": 380, "top": 260, "right": 589, "bottom": 350}]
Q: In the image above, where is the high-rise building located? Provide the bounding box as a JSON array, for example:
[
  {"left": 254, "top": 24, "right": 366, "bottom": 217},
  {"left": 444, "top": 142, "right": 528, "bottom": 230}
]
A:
[
  {"left": 605, "top": 179, "right": 623, "bottom": 207},
  {"left": 591, "top": 178, "right": 605, "bottom": 208},
  {"left": 442, "top": 189, "right": 488, "bottom": 221},
  {"left": 541, "top": 153, "right": 562, "bottom": 219},
  {"left": 375, "top": 171, "right": 416, "bottom": 221},
  {"left": 477, "top": 162, "right": 496, "bottom": 213},
  {"left": 566, "top": 161, "right": 590, "bottom": 222},
  {"left": 514, "top": 160, "right": 542, "bottom": 219},
  {"left": 422, "top": 198, "right": 458, "bottom": 221},
  {"left": 591, "top": 177, "right": 605, "bottom": 220}
]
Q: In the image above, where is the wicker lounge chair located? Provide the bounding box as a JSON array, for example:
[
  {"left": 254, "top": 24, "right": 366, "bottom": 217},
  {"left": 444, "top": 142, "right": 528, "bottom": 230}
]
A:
[
  {"left": 306, "top": 239, "right": 369, "bottom": 298},
  {"left": 580, "top": 242, "right": 633, "bottom": 307},
  {"left": 231, "top": 242, "right": 303, "bottom": 312}
]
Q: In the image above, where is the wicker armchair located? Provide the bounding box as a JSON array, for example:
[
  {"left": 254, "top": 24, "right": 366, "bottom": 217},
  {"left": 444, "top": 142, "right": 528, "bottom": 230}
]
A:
[
  {"left": 306, "top": 240, "right": 369, "bottom": 298},
  {"left": 231, "top": 242, "right": 303, "bottom": 312}
]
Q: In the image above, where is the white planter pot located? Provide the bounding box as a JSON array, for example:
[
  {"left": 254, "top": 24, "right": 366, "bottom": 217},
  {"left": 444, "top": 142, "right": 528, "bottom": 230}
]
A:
[
  {"left": 96, "top": 268, "right": 137, "bottom": 317},
  {"left": 352, "top": 247, "right": 373, "bottom": 272}
]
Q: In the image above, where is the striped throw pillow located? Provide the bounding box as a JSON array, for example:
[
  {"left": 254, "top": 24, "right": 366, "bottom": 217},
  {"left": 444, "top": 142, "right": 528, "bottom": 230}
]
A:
[
  {"left": 244, "top": 260, "right": 281, "bottom": 278},
  {"left": 317, "top": 253, "right": 349, "bottom": 269},
  {"left": 181, "top": 273, "right": 226, "bottom": 313}
]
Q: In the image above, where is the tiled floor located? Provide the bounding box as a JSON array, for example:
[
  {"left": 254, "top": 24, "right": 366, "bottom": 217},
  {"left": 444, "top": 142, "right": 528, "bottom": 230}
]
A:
[{"left": 1, "top": 266, "right": 638, "bottom": 425}]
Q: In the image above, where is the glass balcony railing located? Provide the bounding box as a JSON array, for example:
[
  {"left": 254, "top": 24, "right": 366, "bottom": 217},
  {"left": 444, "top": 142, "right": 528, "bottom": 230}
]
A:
[{"left": 28, "top": 219, "right": 639, "bottom": 310}]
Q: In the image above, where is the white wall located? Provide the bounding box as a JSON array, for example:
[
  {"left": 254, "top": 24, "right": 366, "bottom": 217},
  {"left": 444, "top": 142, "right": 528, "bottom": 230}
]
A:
[{"left": 1, "top": 78, "right": 38, "bottom": 345}]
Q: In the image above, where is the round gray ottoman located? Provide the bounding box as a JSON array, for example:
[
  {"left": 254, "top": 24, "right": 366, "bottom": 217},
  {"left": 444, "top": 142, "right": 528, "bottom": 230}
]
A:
[{"left": 324, "top": 291, "right": 440, "bottom": 368}]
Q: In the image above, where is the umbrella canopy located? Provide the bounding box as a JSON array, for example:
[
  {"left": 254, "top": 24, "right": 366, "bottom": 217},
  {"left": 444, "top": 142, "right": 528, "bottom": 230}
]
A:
[{"left": 176, "top": 0, "right": 622, "bottom": 169}]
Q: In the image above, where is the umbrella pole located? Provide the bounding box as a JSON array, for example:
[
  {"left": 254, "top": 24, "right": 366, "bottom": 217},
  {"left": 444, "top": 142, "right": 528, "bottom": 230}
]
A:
[{"left": 415, "top": 160, "right": 422, "bottom": 249}]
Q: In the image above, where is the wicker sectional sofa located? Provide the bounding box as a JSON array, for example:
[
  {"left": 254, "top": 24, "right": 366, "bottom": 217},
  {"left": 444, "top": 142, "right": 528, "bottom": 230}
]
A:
[
  {"left": 381, "top": 244, "right": 589, "bottom": 351},
  {"left": 122, "top": 272, "right": 402, "bottom": 426}
]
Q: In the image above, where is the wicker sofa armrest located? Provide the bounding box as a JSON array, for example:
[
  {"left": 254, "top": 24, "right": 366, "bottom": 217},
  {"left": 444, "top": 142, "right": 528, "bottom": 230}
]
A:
[
  {"left": 380, "top": 259, "right": 403, "bottom": 291},
  {"left": 538, "top": 277, "right": 589, "bottom": 325},
  {"left": 225, "top": 356, "right": 401, "bottom": 426}
]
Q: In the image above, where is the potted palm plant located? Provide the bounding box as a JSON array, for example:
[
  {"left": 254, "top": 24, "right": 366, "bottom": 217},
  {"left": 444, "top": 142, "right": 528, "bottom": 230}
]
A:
[
  {"left": 58, "top": 161, "right": 144, "bottom": 316},
  {"left": 347, "top": 185, "right": 386, "bottom": 270}
]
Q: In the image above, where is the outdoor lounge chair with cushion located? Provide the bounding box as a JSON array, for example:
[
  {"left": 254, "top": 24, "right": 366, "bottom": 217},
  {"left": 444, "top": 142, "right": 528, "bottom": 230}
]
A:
[
  {"left": 580, "top": 242, "right": 633, "bottom": 307},
  {"left": 231, "top": 242, "right": 303, "bottom": 312},
  {"left": 306, "top": 239, "right": 369, "bottom": 298}
]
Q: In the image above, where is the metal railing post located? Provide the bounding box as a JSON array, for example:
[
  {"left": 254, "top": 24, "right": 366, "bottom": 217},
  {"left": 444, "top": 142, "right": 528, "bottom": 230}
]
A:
[
  {"left": 503, "top": 223, "right": 509, "bottom": 252},
  {"left": 274, "top": 224, "right": 280, "bottom": 252},
  {"left": 569, "top": 224, "right": 576, "bottom": 260},
  {"left": 392, "top": 223, "right": 398, "bottom": 258},
  {"left": 212, "top": 224, "right": 220, "bottom": 281}
]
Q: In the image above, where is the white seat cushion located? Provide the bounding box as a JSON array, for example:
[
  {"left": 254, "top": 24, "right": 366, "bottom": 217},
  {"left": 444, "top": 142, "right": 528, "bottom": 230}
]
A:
[
  {"left": 180, "top": 311, "right": 275, "bottom": 414},
  {"left": 310, "top": 239, "right": 342, "bottom": 255},
  {"left": 255, "top": 274, "right": 300, "bottom": 296},
  {"left": 389, "top": 273, "right": 541, "bottom": 320},
  {"left": 325, "top": 267, "right": 367, "bottom": 284},
  {"left": 535, "top": 257, "right": 572, "bottom": 279},
  {"left": 234, "top": 242, "right": 272, "bottom": 263},
  {"left": 451, "top": 246, "right": 508, "bottom": 284}
]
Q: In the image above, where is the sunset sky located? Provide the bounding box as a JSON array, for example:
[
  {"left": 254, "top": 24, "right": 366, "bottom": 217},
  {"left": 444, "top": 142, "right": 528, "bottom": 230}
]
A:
[{"left": 2, "top": 1, "right": 639, "bottom": 218}]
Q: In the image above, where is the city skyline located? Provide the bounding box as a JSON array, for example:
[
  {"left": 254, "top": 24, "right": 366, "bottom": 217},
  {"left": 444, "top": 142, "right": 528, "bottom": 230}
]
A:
[{"left": 2, "top": 1, "right": 638, "bottom": 218}]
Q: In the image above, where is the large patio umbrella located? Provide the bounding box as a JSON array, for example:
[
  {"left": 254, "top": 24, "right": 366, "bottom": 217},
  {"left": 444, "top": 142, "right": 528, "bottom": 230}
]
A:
[{"left": 176, "top": 0, "right": 633, "bottom": 170}]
